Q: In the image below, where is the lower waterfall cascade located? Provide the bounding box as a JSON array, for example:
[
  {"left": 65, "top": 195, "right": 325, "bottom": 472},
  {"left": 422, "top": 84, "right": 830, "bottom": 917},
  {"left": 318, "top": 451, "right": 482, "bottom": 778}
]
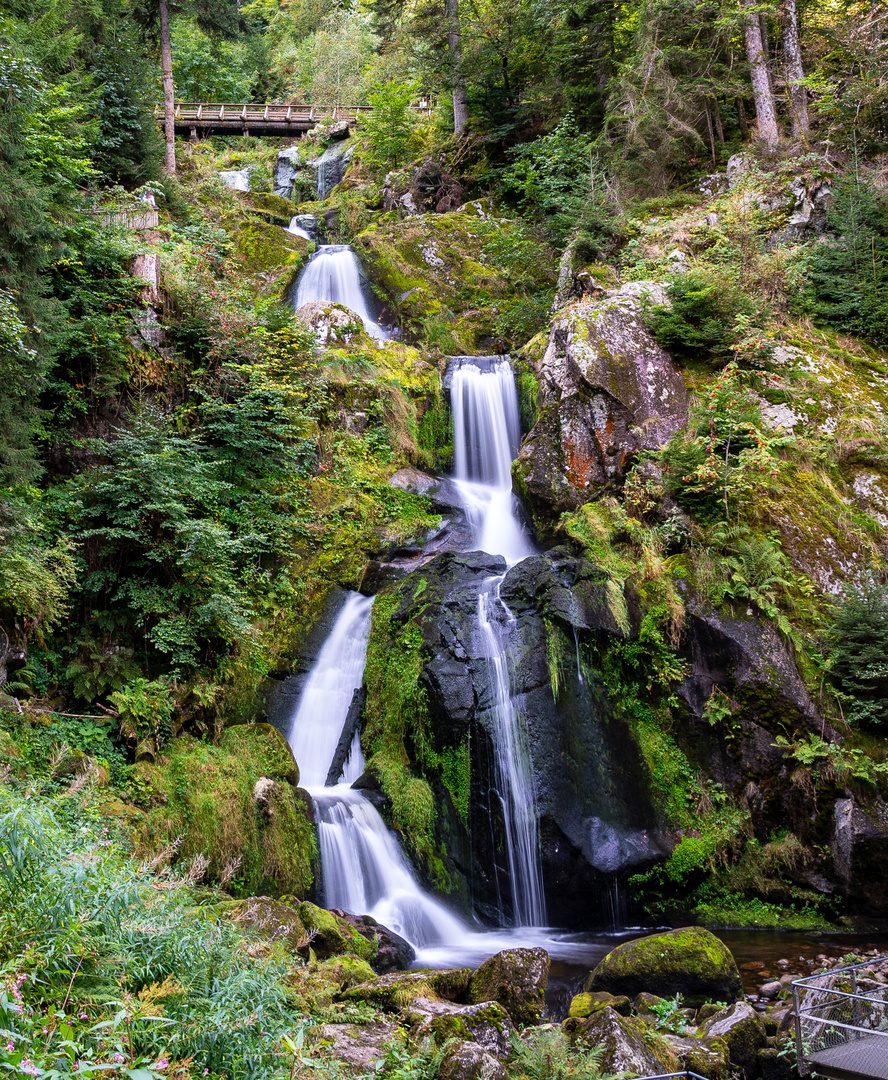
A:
[{"left": 294, "top": 244, "right": 387, "bottom": 339}]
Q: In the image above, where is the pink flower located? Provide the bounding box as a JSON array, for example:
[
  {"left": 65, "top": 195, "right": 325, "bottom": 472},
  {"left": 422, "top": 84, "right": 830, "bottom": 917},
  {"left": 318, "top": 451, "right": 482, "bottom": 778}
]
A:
[{"left": 5, "top": 1041, "right": 14, "bottom": 1052}]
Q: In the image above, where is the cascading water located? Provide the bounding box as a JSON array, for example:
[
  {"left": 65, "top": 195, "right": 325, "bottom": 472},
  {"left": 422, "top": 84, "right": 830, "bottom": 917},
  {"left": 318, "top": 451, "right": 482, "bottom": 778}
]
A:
[
  {"left": 450, "top": 358, "right": 531, "bottom": 564},
  {"left": 286, "top": 593, "right": 467, "bottom": 948},
  {"left": 448, "top": 356, "right": 546, "bottom": 927},
  {"left": 294, "top": 245, "right": 387, "bottom": 339},
  {"left": 478, "top": 581, "right": 546, "bottom": 926}
]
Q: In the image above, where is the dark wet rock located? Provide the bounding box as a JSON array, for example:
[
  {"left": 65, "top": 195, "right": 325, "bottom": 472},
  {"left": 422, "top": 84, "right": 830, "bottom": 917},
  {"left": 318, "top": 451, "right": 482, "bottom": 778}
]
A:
[
  {"left": 699, "top": 1001, "right": 767, "bottom": 1071},
  {"left": 563, "top": 1006, "right": 673, "bottom": 1072},
  {"left": 758, "top": 1045, "right": 795, "bottom": 1080},
  {"left": 337, "top": 913, "right": 415, "bottom": 973},
  {"left": 437, "top": 1042, "right": 506, "bottom": 1080},
  {"left": 666, "top": 1034, "right": 730, "bottom": 1079},
  {"left": 467, "top": 948, "right": 549, "bottom": 1026},
  {"left": 325, "top": 688, "right": 366, "bottom": 786},
  {"left": 389, "top": 467, "right": 465, "bottom": 513},
  {"left": 513, "top": 291, "right": 689, "bottom": 522},
  {"left": 832, "top": 795, "right": 888, "bottom": 917},
  {"left": 383, "top": 159, "right": 466, "bottom": 216},
  {"left": 372, "top": 549, "right": 670, "bottom": 923},
  {"left": 586, "top": 927, "right": 743, "bottom": 1006}
]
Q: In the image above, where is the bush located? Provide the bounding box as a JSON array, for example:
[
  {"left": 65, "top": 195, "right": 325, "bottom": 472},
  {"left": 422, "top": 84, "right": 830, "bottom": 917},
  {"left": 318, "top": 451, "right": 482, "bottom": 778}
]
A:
[{"left": 651, "top": 270, "right": 760, "bottom": 364}]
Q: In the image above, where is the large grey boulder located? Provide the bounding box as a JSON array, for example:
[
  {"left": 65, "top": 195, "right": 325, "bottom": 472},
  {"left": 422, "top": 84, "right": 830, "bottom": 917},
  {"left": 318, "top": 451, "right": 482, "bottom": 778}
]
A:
[
  {"left": 566, "top": 1006, "right": 673, "bottom": 1073},
  {"left": 699, "top": 1001, "right": 767, "bottom": 1070},
  {"left": 437, "top": 1042, "right": 506, "bottom": 1080},
  {"left": 514, "top": 290, "right": 688, "bottom": 520},
  {"left": 467, "top": 948, "right": 549, "bottom": 1026},
  {"left": 274, "top": 146, "right": 303, "bottom": 198}
]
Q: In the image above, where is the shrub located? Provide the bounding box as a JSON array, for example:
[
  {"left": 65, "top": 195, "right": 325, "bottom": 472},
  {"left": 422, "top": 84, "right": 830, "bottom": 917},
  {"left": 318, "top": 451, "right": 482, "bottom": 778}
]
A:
[{"left": 827, "top": 578, "right": 888, "bottom": 728}]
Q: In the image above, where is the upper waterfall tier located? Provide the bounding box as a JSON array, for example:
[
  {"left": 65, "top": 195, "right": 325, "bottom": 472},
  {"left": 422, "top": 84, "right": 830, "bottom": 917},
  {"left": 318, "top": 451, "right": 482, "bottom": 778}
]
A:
[
  {"left": 448, "top": 357, "right": 532, "bottom": 565},
  {"left": 294, "top": 245, "right": 387, "bottom": 339}
]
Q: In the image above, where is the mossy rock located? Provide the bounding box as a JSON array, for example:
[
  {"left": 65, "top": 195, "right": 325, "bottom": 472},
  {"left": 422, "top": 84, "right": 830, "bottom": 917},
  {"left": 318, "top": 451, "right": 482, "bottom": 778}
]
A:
[
  {"left": 314, "top": 955, "right": 377, "bottom": 988},
  {"left": 568, "top": 991, "right": 631, "bottom": 1018},
  {"left": 233, "top": 219, "right": 309, "bottom": 291},
  {"left": 133, "top": 726, "right": 316, "bottom": 897},
  {"left": 238, "top": 190, "right": 299, "bottom": 224},
  {"left": 219, "top": 895, "right": 306, "bottom": 949},
  {"left": 586, "top": 927, "right": 742, "bottom": 1007},
  {"left": 468, "top": 948, "right": 549, "bottom": 1026},
  {"left": 296, "top": 902, "right": 375, "bottom": 961},
  {"left": 428, "top": 1002, "right": 512, "bottom": 1058},
  {"left": 633, "top": 991, "right": 667, "bottom": 1014},
  {"left": 342, "top": 968, "right": 472, "bottom": 1009},
  {"left": 699, "top": 1002, "right": 766, "bottom": 1070}
]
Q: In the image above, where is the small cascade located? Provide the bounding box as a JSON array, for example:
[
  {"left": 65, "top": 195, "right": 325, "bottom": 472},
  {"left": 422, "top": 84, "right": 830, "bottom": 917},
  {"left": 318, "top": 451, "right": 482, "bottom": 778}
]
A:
[
  {"left": 286, "top": 216, "right": 314, "bottom": 241},
  {"left": 286, "top": 593, "right": 468, "bottom": 948},
  {"left": 449, "top": 358, "right": 531, "bottom": 564},
  {"left": 478, "top": 580, "right": 547, "bottom": 927},
  {"left": 294, "top": 245, "right": 387, "bottom": 339},
  {"left": 447, "top": 355, "right": 544, "bottom": 927}
]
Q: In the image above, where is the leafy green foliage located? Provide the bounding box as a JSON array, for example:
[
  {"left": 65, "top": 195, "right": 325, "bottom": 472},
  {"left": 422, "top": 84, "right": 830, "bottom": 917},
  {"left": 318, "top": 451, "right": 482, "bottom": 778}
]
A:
[
  {"left": 651, "top": 271, "right": 761, "bottom": 364},
  {"left": 509, "top": 1027, "right": 618, "bottom": 1080},
  {"left": 358, "top": 81, "right": 420, "bottom": 169}
]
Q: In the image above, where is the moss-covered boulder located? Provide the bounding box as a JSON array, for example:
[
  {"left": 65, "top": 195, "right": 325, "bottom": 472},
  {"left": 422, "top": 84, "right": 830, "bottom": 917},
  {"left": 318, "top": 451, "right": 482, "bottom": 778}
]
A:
[
  {"left": 233, "top": 219, "right": 309, "bottom": 292},
  {"left": 698, "top": 1001, "right": 766, "bottom": 1070},
  {"left": 220, "top": 895, "right": 306, "bottom": 949},
  {"left": 585, "top": 927, "right": 742, "bottom": 1006},
  {"left": 666, "top": 1034, "right": 731, "bottom": 1079},
  {"left": 438, "top": 1042, "right": 506, "bottom": 1080},
  {"left": 568, "top": 991, "right": 631, "bottom": 1018},
  {"left": 237, "top": 190, "right": 299, "bottom": 225},
  {"left": 468, "top": 948, "right": 549, "bottom": 1026},
  {"left": 296, "top": 902, "right": 375, "bottom": 961},
  {"left": 355, "top": 210, "right": 555, "bottom": 350},
  {"left": 563, "top": 1006, "right": 675, "bottom": 1073},
  {"left": 134, "top": 724, "right": 316, "bottom": 897},
  {"left": 314, "top": 955, "right": 377, "bottom": 988},
  {"left": 342, "top": 968, "right": 472, "bottom": 1009},
  {"left": 427, "top": 1002, "right": 513, "bottom": 1058}
]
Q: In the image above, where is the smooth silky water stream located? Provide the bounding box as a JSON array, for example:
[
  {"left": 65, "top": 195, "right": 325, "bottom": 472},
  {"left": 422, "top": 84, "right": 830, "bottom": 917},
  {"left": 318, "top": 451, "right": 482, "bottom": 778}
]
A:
[{"left": 294, "top": 244, "right": 387, "bottom": 339}]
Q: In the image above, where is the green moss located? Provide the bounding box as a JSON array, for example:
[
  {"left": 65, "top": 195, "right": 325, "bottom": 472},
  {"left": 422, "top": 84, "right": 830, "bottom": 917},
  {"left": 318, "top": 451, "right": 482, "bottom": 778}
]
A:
[
  {"left": 134, "top": 724, "right": 317, "bottom": 897},
  {"left": 297, "top": 902, "right": 375, "bottom": 960},
  {"left": 237, "top": 191, "right": 299, "bottom": 225},
  {"left": 233, "top": 219, "right": 310, "bottom": 291}
]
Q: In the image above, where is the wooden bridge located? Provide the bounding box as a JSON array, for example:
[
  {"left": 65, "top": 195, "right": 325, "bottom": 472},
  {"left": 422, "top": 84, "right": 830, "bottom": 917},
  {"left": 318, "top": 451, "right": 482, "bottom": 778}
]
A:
[{"left": 154, "top": 101, "right": 433, "bottom": 138}]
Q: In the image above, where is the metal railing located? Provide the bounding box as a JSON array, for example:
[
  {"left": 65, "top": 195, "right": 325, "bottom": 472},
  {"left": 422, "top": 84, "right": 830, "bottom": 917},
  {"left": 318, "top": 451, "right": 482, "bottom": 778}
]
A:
[
  {"left": 152, "top": 100, "right": 434, "bottom": 124},
  {"left": 792, "top": 957, "right": 888, "bottom": 1077},
  {"left": 633, "top": 1074, "right": 712, "bottom": 1080}
]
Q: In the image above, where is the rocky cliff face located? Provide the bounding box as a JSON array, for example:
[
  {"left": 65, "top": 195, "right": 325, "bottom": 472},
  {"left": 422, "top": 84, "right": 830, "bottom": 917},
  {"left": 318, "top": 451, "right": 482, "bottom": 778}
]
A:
[{"left": 514, "top": 285, "right": 689, "bottom": 523}]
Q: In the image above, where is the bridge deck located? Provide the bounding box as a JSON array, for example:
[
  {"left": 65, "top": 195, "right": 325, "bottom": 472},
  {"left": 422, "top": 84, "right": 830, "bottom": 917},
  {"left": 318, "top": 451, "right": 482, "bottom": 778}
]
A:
[
  {"left": 809, "top": 1036, "right": 888, "bottom": 1080},
  {"left": 154, "top": 101, "right": 431, "bottom": 137}
]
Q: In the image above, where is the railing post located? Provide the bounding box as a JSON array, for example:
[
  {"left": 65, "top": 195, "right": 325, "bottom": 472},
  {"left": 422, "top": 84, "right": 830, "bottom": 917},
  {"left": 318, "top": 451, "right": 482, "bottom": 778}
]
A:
[{"left": 793, "top": 982, "right": 808, "bottom": 1077}]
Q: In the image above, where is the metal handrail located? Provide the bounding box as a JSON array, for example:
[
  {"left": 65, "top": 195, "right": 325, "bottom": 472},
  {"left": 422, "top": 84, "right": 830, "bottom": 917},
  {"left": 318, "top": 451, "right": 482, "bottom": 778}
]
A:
[
  {"left": 634, "top": 1073, "right": 713, "bottom": 1080},
  {"left": 792, "top": 956, "right": 888, "bottom": 1077}
]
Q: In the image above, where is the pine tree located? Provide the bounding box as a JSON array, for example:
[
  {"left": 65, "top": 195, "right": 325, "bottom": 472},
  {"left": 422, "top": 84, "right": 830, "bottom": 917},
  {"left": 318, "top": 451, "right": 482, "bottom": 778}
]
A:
[{"left": 828, "top": 580, "right": 888, "bottom": 729}]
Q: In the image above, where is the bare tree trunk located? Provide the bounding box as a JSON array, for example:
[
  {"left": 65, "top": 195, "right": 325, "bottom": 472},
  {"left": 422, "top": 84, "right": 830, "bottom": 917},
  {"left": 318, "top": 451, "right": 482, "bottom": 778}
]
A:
[
  {"left": 780, "top": 0, "right": 809, "bottom": 135},
  {"left": 159, "top": 0, "right": 176, "bottom": 175},
  {"left": 445, "top": 0, "right": 468, "bottom": 135},
  {"left": 744, "top": 0, "right": 779, "bottom": 145}
]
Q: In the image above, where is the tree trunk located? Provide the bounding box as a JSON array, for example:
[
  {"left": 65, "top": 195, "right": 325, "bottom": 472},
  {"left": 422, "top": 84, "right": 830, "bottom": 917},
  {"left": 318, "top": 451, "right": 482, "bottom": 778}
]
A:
[
  {"left": 159, "top": 0, "right": 176, "bottom": 174},
  {"left": 445, "top": 0, "right": 468, "bottom": 135},
  {"left": 744, "top": 0, "right": 779, "bottom": 145},
  {"left": 780, "top": 0, "right": 809, "bottom": 135}
]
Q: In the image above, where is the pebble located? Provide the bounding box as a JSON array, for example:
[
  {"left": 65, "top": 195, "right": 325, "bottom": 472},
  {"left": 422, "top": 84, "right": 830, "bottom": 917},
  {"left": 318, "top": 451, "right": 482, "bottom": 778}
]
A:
[{"left": 759, "top": 981, "right": 782, "bottom": 999}]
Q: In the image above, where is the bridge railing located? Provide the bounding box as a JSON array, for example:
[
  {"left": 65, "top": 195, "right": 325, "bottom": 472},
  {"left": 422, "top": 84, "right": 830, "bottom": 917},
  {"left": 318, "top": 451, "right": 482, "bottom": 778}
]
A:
[
  {"left": 792, "top": 957, "right": 888, "bottom": 1076},
  {"left": 153, "top": 101, "right": 433, "bottom": 124}
]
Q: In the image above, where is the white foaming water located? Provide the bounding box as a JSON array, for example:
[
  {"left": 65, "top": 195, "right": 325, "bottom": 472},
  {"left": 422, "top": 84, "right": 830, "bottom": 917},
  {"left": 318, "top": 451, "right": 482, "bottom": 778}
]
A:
[
  {"left": 287, "top": 592, "right": 469, "bottom": 948},
  {"left": 287, "top": 217, "right": 312, "bottom": 240},
  {"left": 294, "top": 245, "right": 387, "bottom": 339},
  {"left": 287, "top": 593, "right": 374, "bottom": 788},
  {"left": 478, "top": 578, "right": 547, "bottom": 927},
  {"left": 450, "top": 360, "right": 531, "bottom": 564}
]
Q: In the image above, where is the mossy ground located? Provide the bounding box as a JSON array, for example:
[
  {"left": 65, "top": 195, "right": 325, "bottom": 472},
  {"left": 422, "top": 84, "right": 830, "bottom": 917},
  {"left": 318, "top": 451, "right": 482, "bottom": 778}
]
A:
[{"left": 133, "top": 724, "right": 317, "bottom": 897}]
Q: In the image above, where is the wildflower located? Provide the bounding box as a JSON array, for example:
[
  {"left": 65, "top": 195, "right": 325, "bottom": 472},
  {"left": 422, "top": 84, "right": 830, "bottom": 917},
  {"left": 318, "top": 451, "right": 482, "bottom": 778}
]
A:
[
  {"left": 80, "top": 1013, "right": 88, "bottom": 1020},
  {"left": 155, "top": 1059, "right": 169, "bottom": 1071},
  {"left": 5, "top": 1041, "right": 14, "bottom": 1052}
]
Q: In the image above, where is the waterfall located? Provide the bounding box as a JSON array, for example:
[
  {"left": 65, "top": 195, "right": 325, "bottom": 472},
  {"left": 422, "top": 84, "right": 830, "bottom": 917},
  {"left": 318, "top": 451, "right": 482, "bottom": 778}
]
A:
[
  {"left": 478, "top": 580, "right": 547, "bottom": 927},
  {"left": 449, "top": 358, "right": 531, "bottom": 564},
  {"left": 448, "top": 356, "right": 545, "bottom": 927},
  {"left": 286, "top": 593, "right": 467, "bottom": 948},
  {"left": 294, "top": 245, "right": 387, "bottom": 339}
]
